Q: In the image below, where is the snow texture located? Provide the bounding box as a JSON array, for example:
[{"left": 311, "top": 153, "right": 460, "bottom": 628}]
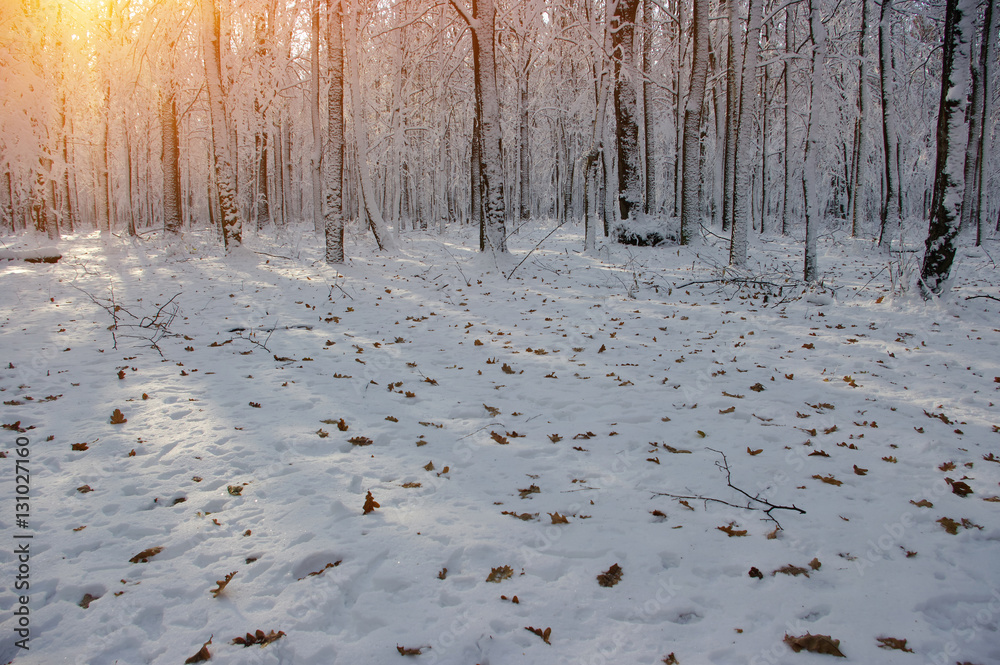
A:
[{"left": 0, "top": 222, "right": 998, "bottom": 665}]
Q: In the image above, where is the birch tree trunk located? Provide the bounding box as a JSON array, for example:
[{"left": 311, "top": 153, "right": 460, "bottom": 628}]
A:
[
  {"left": 325, "top": 0, "right": 345, "bottom": 264},
  {"left": 201, "top": 0, "right": 241, "bottom": 250},
  {"left": 920, "top": 0, "right": 975, "bottom": 297},
  {"left": 680, "top": 0, "right": 709, "bottom": 245},
  {"left": 802, "top": 0, "right": 827, "bottom": 283},
  {"left": 345, "top": 0, "right": 395, "bottom": 250},
  {"left": 729, "top": 0, "right": 761, "bottom": 267}
]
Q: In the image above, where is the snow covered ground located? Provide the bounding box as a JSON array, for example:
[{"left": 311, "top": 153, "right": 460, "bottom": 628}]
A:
[{"left": 1, "top": 222, "right": 998, "bottom": 665}]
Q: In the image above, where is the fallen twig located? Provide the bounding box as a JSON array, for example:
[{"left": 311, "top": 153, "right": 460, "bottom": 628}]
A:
[{"left": 652, "top": 448, "right": 805, "bottom": 529}]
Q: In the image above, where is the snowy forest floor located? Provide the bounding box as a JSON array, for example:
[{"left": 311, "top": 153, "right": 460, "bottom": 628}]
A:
[{"left": 1, "top": 220, "right": 999, "bottom": 665}]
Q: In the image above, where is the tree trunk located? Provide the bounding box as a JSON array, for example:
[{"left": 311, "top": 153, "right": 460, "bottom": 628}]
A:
[
  {"left": 920, "top": 0, "right": 975, "bottom": 297},
  {"left": 849, "top": 0, "right": 870, "bottom": 237},
  {"left": 802, "top": 0, "right": 827, "bottom": 283},
  {"left": 162, "top": 88, "right": 183, "bottom": 238},
  {"left": 201, "top": 0, "right": 241, "bottom": 250},
  {"left": 730, "top": 0, "right": 761, "bottom": 267},
  {"left": 961, "top": 0, "right": 991, "bottom": 242},
  {"left": 325, "top": 0, "right": 346, "bottom": 264},
  {"left": 519, "top": 52, "right": 531, "bottom": 223},
  {"left": 680, "top": 0, "right": 709, "bottom": 245},
  {"left": 451, "top": 0, "right": 508, "bottom": 254},
  {"left": 612, "top": 0, "right": 642, "bottom": 227},
  {"left": 877, "top": 0, "right": 901, "bottom": 247},
  {"left": 309, "top": 0, "right": 323, "bottom": 235},
  {"left": 642, "top": 0, "right": 655, "bottom": 215},
  {"left": 722, "top": 0, "right": 743, "bottom": 234},
  {"left": 781, "top": 4, "right": 793, "bottom": 235}
]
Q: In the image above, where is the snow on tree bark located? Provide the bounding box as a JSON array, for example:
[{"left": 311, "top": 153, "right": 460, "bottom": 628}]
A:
[
  {"left": 920, "top": 0, "right": 975, "bottom": 297},
  {"left": 730, "top": 0, "right": 761, "bottom": 267},
  {"left": 960, "top": 0, "right": 991, "bottom": 242},
  {"left": 325, "top": 0, "right": 345, "bottom": 265},
  {"left": 201, "top": 0, "right": 241, "bottom": 250},
  {"left": 450, "top": 0, "right": 508, "bottom": 255},
  {"left": 681, "top": 0, "right": 709, "bottom": 245},
  {"left": 612, "top": 0, "right": 642, "bottom": 227},
  {"left": 802, "top": 0, "right": 827, "bottom": 283},
  {"left": 878, "top": 0, "right": 901, "bottom": 247}
]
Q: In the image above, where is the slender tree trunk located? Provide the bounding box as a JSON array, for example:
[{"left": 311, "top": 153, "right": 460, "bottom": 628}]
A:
[
  {"left": 642, "top": 0, "right": 655, "bottom": 214},
  {"left": 849, "top": 0, "right": 870, "bottom": 237},
  {"left": 519, "top": 65, "right": 531, "bottom": 223},
  {"left": 920, "top": 0, "right": 975, "bottom": 297},
  {"left": 802, "top": 0, "right": 827, "bottom": 282},
  {"left": 325, "top": 0, "right": 345, "bottom": 264},
  {"left": 878, "top": 0, "right": 901, "bottom": 247},
  {"left": 309, "top": 0, "right": 323, "bottom": 235},
  {"left": 680, "top": 0, "right": 709, "bottom": 244},
  {"left": 730, "top": 0, "right": 761, "bottom": 267},
  {"left": 781, "top": 4, "right": 793, "bottom": 235},
  {"left": 978, "top": 0, "right": 997, "bottom": 243},
  {"left": 722, "top": 0, "right": 742, "bottom": 234},
  {"left": 760, "top": 51, "right": 768, "bottom": 234},
  {"left": 201, "top": 0, "right": 241, "bottom": 249}
]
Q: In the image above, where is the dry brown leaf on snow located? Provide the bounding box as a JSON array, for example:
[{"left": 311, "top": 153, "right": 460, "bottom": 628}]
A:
[
  {"left": 525, "top": 626, "right": 552, "bottom": 644},
  {"left": 717, "top": 522, "right": 747, "bottom": 537},
  {"left": 210, "top": 572, "right": 237, "bottom": 597},
  {"left": 548, "top": 512, "right": 569, "bottom": 524},
  {"left": 876, "top": 636, "right": 913, "bottom": 652},
  {"left": 233, "top": 630, "right": 286, "bottom": 647},
  {"left": 110, "top": 408, "right": 127, "bottom": 424},
  {"left": 297, "top": 561, "right": 342, "bottom": 581},
  {"left": 783, "top": 633, "right": 845, "bottom": 657},
  {"left": 396, "top": 645, "right": 427, "bottom": 656},
  {"left": 486, "top": 565, "right": 514, "bottom": 583},
  {"left": 184, "top": 636, "right": 213, "bottom": 663},
  {"left": 747, "top": 447, "right": 763, "bottom": 456},
  {"left": 597, "top": 563, "right": 623, "bottom": 587},
  {"left": 129, "top": 547, "right": 163, "bottom": 564},
  {"left": 812, "top": 474, "right": 843, "bottom": 486},
  {"left": 491, "top": 431, "right": 510, "bottom": 445},
  {"left": 363, "top": 491, "right": 380, "bottom": 514}
]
